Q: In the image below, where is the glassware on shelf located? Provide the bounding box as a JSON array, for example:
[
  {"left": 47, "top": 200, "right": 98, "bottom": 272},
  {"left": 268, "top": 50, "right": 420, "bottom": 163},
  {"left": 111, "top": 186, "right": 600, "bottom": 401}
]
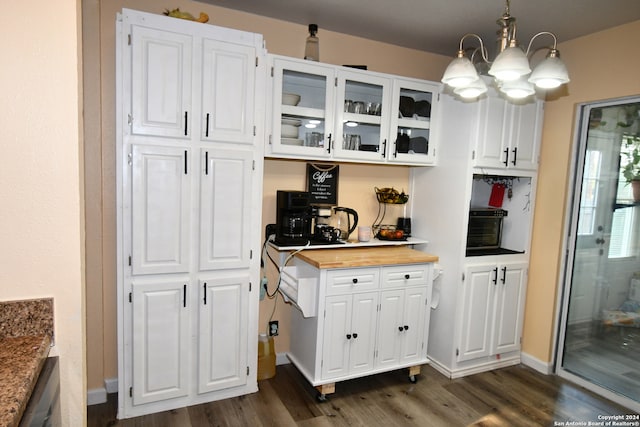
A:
[{"left": 304, "top": 24, "right": 319, "bottom": 61}]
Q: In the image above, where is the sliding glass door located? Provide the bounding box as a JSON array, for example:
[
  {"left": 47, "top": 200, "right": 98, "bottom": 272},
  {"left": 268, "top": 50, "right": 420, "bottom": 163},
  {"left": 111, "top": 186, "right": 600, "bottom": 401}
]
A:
[{"left": 557, "top": 97, "right": 640, "bottom": 412}]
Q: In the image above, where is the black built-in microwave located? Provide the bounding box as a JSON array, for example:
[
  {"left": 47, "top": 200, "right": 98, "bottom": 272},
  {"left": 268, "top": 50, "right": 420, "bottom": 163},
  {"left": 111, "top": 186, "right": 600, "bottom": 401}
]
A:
[{"left": 466, "top": 208, "right": 508, "bottom": 251}]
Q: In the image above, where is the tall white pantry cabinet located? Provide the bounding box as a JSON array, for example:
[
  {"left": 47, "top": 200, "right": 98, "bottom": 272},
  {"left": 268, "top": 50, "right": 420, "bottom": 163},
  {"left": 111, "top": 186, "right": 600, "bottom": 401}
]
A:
[
  {"left": 409, "top": 87, "right": 543, "bottom": 379},
  {"left": 116, "top": 9, "right": 266, "bottom": 418}
]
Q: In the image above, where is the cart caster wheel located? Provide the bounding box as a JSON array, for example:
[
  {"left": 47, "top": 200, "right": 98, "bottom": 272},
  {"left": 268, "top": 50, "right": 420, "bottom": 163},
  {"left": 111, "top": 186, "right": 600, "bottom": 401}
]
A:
[
  {"left": 409, "top": 375, "right": 417, "bottom": 384},
  {"left": 317, "top": 393, "right": 327, "bottom": 402}
]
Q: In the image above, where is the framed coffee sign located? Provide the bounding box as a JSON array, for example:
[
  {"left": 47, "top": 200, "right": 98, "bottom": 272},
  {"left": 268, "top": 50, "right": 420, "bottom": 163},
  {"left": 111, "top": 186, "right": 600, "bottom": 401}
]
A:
[{"left": 306, "top": 163, "right": 339, "bottom": 205}]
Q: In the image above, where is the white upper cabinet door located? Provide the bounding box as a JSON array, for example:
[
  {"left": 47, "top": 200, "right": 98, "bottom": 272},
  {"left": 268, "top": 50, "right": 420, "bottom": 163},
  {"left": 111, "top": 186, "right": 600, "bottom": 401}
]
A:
[
  {"left": 473, "top": 92, "right": 511, "bottom": 169},
  {"left": 199, "top": 149, "right": 253, "bottom": 271},
  {"left": 201, "top": 39, "right": 255, "bottom": 144},
  {"left": 132, "top": 280, "right": 190, "bottom": 405},
  {"left": 198, "top": 276, "right": 249, "bottom": 394},
  {"left": 269, "top": 57, "right": 335, "bottom": 158},
  {"left": 509, "top": 101, "right": 543, "bottom": 170},
  {"left": 388, "top": 78, "right": 440, "bottom": 165},
  {"left": 130, "top": 25, "right": 192, "bottom": 138},
  {"left": 333, "top": 70, "right": 391, "bottom": 163},
  {"left": 473, "top": 87, "right": 543, "bottom": 171},
  {"left": 491, "top": 262, "right": 527, "bottom": 355},
  {"left": 131, "top": 145, "right": 191, "bottom": 275}
]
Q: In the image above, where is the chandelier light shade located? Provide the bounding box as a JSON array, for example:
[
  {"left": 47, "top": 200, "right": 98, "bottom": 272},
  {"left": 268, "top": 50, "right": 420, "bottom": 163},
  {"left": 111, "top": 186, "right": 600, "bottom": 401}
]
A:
[
  {"left": 488, "top": 44, "right": 531, "bottom": 82},
  {"left": 441, "top": 53, "right": 480, "bottom": 88},
  {"left": 441, "top": 0, "right": 570, "bottom": 100},
  {"left": 454, "top": 77, "right": 488, "bottom": 99},
  {"left": 527, "top": 49, "right": 570, "bottom": 89}
]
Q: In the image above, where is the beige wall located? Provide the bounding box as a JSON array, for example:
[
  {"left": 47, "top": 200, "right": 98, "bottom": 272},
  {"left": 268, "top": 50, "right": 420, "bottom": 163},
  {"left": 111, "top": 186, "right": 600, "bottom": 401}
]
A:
[
  {"left": 522, "top": 20, "right": 640, "bottom": 362},
  {"left": 1, "top": 1, "right": 86, "bottom": 426}
]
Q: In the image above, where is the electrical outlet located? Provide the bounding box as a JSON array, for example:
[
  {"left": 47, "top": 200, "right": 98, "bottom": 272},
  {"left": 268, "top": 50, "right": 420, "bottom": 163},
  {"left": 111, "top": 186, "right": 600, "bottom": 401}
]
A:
[
  {"left": 269, "top": 320, "right": 279, "bottom": 336},
  {"left": 260, "top": 277, "right": 268, "bottom": 301},
  {"left": 265, "top": 224, "right": 277, "bottom": 239}
]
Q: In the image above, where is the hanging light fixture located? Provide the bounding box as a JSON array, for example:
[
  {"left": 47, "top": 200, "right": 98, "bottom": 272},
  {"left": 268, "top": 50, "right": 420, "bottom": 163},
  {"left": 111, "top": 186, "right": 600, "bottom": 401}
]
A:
[{"left": 441, "top": 0, "right": 570, "bottom": 100}]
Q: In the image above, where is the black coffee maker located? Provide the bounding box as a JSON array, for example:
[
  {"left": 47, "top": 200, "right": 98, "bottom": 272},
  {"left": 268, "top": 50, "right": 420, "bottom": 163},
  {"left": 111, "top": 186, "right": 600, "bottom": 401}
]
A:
[{"left": 275, "top": 190, "right": 312, "bottom": 245}]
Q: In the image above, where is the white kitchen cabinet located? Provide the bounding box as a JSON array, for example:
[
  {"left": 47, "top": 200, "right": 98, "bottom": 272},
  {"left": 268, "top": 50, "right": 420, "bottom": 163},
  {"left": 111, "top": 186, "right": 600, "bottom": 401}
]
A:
[
  {"left": 130, "top": 24, "right": 192, "bottom": 138},
  {"left": 131, "top": 144, "right": 191, "bottom": 275},
  {"left": 266, "top": 55, "right": 439, "bottom": 165},
  {"left": 117, "top": 9, "right": 264, "bottom": 419},
  {"left": 458, "top": 262, "right": 528, "bottom": 362},
  {"left": 198, "top": 276, "right": 250, "bottom": 394},
  {"left": 284, "top": 249, "right": 435, "bottom": 398},
  {"left": 199, "top": 149, "right": 253, "bottom": 271},
  {"left": 268, "top": 57, "right": 335, "bottom": 159},
  {"left": 200, "top": 39, "right": 256, "bottom": 144},
  {"left": 409, "top": 90, "right": 539, "bottom": 378},
  {"left": 473, "top": 86, "right": 544, "bottom": 171},
  {"left": 131, "top": 280, "right": 190, "bottom": 405},
  {"left": 388, "top": 78, "right": 439, "bottom": 165},
  {"left": 321, "top": 292, "right": 378, "bottom": 379}
]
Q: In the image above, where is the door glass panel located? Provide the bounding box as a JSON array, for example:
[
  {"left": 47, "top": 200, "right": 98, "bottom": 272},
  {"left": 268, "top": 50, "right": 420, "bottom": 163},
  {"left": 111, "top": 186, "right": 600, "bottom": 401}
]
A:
[
  {"left": 341, "top": 79, "right": 383, "bottom": 153},
  {"left": 559, "top": 99, "right": 640, "bottom": 409},
  {"left": 281, "top": 69, "right": 327, "bottom": 148},
  {"left": 394, "top": 87, "right": 433, "bottom": 158}
]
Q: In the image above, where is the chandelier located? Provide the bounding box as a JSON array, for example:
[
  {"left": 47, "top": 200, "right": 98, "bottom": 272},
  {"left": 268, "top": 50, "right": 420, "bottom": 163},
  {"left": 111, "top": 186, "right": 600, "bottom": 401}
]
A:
[{"left": 441, "top": 0, "right": 570, "bottom": 100}]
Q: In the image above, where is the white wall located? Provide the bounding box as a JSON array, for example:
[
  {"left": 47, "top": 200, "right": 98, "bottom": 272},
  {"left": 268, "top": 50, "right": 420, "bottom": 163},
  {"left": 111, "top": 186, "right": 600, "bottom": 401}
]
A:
[{"left": 0, "top": 1, "right": 85, "bottom": 425}]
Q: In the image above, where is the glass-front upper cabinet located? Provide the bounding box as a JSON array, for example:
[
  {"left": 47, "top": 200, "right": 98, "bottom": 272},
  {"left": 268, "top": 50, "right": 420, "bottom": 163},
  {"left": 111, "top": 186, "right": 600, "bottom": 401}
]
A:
[
  {"left": 269, "top": 56, "right": 335, "bottom": 158},
  {"left": 333, "top": 70, "right": 391, "bottom": 162},
  {"left": 388, "top": 78, "right": 440, "bottom": 165}
]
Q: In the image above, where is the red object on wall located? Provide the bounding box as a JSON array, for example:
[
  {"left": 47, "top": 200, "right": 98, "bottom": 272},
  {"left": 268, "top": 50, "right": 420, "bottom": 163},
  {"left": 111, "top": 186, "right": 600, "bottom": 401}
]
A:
[{"left": 489, "top": 183, "right": 505, "bottom": 207}]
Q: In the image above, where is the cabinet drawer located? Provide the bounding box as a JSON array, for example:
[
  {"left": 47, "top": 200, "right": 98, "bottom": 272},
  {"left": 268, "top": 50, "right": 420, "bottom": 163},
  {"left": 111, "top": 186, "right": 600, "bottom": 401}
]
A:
[
  {"left": 381, "top": 265, "right": 429, "bottom": 288},
  {"left": 326, "top": 268, "right": 379, "bottom": 296}
]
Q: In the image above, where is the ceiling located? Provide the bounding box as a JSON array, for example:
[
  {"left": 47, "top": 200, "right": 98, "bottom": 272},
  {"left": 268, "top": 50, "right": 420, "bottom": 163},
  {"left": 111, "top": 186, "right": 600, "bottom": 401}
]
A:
[{"left": 197, "top": 0, "right": 640, "bottom": 57}]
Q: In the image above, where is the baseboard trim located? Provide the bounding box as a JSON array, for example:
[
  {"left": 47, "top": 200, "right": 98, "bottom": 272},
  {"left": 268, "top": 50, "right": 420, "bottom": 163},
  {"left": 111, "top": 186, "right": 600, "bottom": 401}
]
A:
[
  {"left": 105, "top": 377, "right": 118, "bottom": 394},
  {"left": 427, "top": 356, "right": 521, "bottom": 379},
  {"left": 87, "top": 387, "right": 107, "bottom": 406},
  {"left": 276, "top": 352, "right": 290, "bottom": 366},
  {"left": 87, "top": 378, "right": 118, "bottom": 406},
  {"left": 520, "top": 351, "right": 553, "bottom": 375}
]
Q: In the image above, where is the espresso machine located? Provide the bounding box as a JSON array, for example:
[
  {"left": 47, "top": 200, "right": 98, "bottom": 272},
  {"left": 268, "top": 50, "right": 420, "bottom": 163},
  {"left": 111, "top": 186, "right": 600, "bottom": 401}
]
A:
[{"left": 275, "top": 190, "right": 312, "bottom": 245}]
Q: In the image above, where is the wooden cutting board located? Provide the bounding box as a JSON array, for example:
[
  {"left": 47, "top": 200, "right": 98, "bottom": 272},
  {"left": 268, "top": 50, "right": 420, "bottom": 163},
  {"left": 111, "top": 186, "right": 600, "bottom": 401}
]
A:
[{"left": 293, "top": 246, "right": 438, "bottom": 269}]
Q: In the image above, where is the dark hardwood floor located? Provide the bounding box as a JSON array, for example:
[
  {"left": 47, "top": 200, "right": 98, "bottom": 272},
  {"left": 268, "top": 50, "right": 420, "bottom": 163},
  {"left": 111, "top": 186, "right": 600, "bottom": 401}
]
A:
[{"left": 88, "top": 364, "right": 637, "bottom": 426}]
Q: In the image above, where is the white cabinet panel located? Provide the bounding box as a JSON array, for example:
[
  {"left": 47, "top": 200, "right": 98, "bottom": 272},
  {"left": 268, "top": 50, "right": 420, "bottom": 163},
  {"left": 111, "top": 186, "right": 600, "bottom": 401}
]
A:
[
  {"left": 131, "top": 145, "right": 191, "bottom": 275},
  {"left": 132, "top": 280, "right": 189, "bottom": 405},
  {"left": 376, "top": 289, "right": 404, "bottom": 368},
  {"left": 399, "top": 287, "right": 428, "bottom": 363},
  {"left": 458, "top": 262, "right": 527, "bottom": 362},
  {"left": 199, "top": 149, "right": 252, "bottom": 270},
  {"left": 492, "top": 263, "right": 527, "bottom": 354},
  {"left": 458, "top": 265, "right": 495, "bottom": 362},
  {"left": 201, "top": 40, "right": 255, "bottom": 144},
  {"left": 131, "top": 25, "right": 192, "bottom": 138},
  {"left": 321, "top": 295, "right": 351, "bottom": 379},
  {"left": 198, "top": 277, "right": 249, "bottom": 394},
  {"left": 348, "top": 292, "right": 378, "bottom": 375}
]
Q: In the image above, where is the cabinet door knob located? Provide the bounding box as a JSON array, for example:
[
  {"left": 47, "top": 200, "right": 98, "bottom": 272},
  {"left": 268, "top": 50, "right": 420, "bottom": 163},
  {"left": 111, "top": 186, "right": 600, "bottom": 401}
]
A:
[
  {"left": 404, "top": 274, "right": 410, "bottom": 280},
  {"left": 352, "top": 278, "right": 358, "bottom": 284},
  {"left": 353, "top": 333, "right": 358, "bottom": 339},
  {"left": 346, "top": 334, "right": 352, "bottom": 339},
  {"left": 404, "top": 325, "right": 409, "bottom": 331},
  {"left": 398, "top": 326, "right": 404, "bottom": 332}
]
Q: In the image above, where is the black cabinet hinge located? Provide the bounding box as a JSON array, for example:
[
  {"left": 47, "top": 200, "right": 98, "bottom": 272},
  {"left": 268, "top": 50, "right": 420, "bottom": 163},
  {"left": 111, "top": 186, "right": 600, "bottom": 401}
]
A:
[
  {"left": 127, "top": 34, "right": 131, "bottom": 46},
  {"left": 129, "top": 386, "right": 133, "bottom": 397},
  {"left": 246, "top": 366, "right": 250, "bottom": 376},
  {"left": 456, "top": 348, "right": 459, "bottom": 356},
  {"left": 255, "top": 56, "right": 259, "bottom": 67},
  {"left": 249, "top": 282, "right": 252, "bottom": 292},
  {"left": 128, "top": 292, "right": 132, "bottom": 303},
  {"left": 128, "top": 255, "right": 132, "bottom": 266}
]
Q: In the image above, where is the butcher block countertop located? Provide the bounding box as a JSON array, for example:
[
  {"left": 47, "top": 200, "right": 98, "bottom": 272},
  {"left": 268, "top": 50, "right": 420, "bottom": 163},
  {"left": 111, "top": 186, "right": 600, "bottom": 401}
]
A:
[
  {"left": 294, "top": 246, "right": 438, "bottom": 269},
  {"left": 0, "top": 298, "right": 53, "bottom": 427}
]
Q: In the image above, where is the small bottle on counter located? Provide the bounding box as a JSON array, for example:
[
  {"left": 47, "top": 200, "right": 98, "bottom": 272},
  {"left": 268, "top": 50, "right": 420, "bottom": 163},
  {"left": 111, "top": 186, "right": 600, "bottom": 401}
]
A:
[{"left": 304, "top": 24, "right": 319, "bottom": 61}]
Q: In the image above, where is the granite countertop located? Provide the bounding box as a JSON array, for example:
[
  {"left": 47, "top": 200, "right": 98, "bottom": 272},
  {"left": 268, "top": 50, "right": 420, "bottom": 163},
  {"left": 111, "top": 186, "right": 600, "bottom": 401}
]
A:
[
  {"left": 294, "top": 246, "right": 439, "bottom": 269},
  {"left": 0, "top": 298, "right": 53, "bottom": 427}
]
